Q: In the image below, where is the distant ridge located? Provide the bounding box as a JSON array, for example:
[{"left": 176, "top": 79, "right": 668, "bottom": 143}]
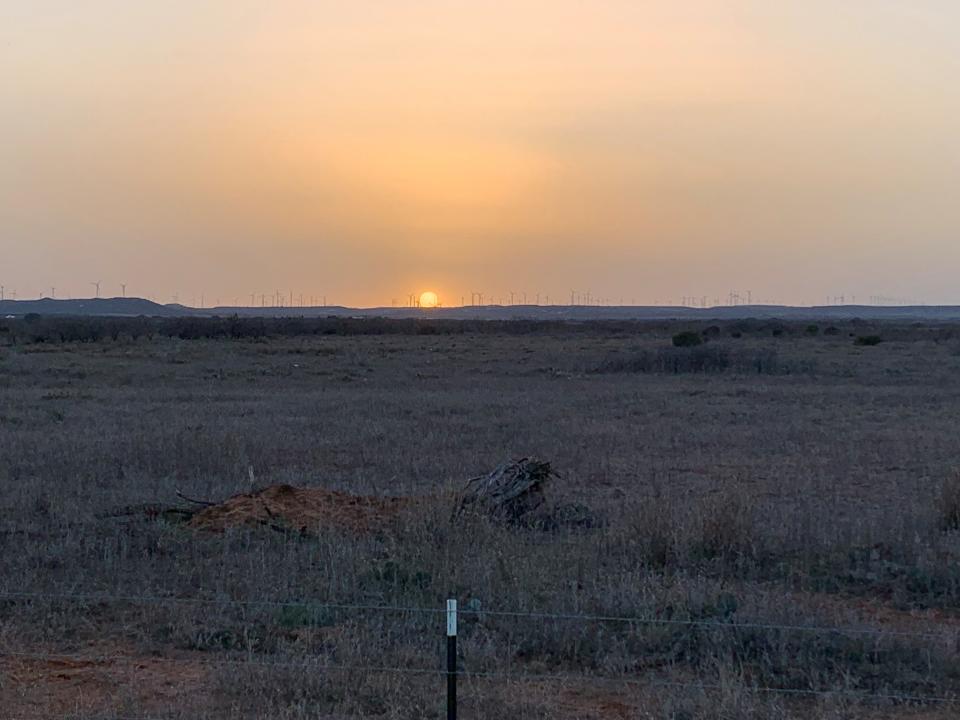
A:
[
  {"left": 3, "top": 297, "right": 960, "bottom": 321},
  {"left": 0, "top": 297, "right": 188, "bottom": 317}
]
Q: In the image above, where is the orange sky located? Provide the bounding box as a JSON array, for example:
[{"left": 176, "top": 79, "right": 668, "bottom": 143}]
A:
[{"left": 3, "top": 1, "right": 959, "bottom": 306}]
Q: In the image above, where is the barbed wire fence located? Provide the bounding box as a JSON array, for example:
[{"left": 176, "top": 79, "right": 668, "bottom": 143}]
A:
[{"left": 2, "top": 590, "right": 959, "bottom": 719}]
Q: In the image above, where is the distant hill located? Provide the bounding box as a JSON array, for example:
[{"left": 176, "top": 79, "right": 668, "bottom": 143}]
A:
[
  {"left": 0, "top": 297, "right": 191, "bottom": 318},
  {"left": 3, "top": 297, "right": 960, "bottom": 321}
]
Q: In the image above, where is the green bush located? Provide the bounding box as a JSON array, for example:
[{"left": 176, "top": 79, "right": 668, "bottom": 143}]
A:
[
  {"left": 672, "top": 331, "right": 703, "bottom": 348},
  {"left": 855, "top": 335, "right": 883, "bottom": 346}
]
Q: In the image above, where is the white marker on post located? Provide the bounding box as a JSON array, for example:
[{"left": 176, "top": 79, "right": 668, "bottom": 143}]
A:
[{"left": 447, "top": 599, "right": 458, "bottom": 637}]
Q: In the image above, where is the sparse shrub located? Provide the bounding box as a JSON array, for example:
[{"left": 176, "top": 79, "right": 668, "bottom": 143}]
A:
[
  {"left": 596, "top": 346, "right": 730, "bottom": 374},
  {"left": 664, "top": 346, "right": 728, "bottom": 372},
  {"left": 939, "top": 472, "right": 960, "bottom": 531},
  {"left": 673, "top": 331, "right": 703, "bottom": 348},
  {"left": 274, "top": 603, "right": 338, "bottom": 629},
  {"left": 594, "top": 346, "right": 808, "bottom": 375},
  {"left": 623, "top": 485, "right": 760, "bottom": 567},
  {"left": 689, "top": 488, "right": 758, "bottom": 562},
  {"left": 854, "top": 335, "right": 883, "bottom": 346},
  {"left": 746, "top": 348, "right": 781, "bottom": 374},
  {"left": 805, "top": 324, "right": 820, "bottom": 336},
  {"left": 824, "top": 326, "right": 841, "bottom": 336}
]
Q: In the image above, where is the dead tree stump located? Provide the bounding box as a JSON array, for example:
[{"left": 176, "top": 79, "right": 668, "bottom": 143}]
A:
[{"left": 456, "top": 458, "right": 556, "bottom": 524}]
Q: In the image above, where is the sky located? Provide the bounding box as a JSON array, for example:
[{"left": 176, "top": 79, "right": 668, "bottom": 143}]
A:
[{"left": 2, "top": 1, "right": 959, "bottom": 307}]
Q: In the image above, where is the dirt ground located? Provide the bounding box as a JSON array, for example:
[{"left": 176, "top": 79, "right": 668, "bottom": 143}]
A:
[{"left": 1, "top": 646, "right": 211, "bottom": 717}]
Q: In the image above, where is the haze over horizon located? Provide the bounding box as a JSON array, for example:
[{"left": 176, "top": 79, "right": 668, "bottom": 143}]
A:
[{"left": 3, "top": 2, "right": 959, "bottom": 307}]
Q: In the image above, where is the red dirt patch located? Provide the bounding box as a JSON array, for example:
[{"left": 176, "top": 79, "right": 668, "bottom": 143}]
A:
[
  {"left": 187, "top": 483, "right": 409, "bottom": 534},
  {"left": 554, "top": 685, "right": 638, "bottom": 719},
  {"left": 787, "top": 588, "right": 960, "bottom": 638},
  {"left": 0, "top": 648, "right": 211, "bottom": 717}
]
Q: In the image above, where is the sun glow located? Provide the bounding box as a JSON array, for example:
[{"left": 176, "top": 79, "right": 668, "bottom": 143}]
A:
[
  {"left": 419, "top": 291, "right": 439, "bottom": 308},
  {"left": 5, "top": 3, "right": 959, "bottom": 306}
]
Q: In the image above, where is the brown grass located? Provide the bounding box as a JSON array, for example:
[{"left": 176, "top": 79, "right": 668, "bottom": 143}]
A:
[
  {"left": 937, "top": 472, "right": 960, "bottom": 531},
  {"left": 2, "top": 318, "right": 960, "bottom": 718}
]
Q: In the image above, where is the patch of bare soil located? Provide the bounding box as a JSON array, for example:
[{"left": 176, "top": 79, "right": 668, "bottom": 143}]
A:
[
  {"left": 0, "top": 647, "right": 211, "bottom": 717},
  {"left": 529, "top": 682, "right": 955, "bottom": 720},
  {"left": 789, "top": 589, "right": 960, "bottom": 637},
  {"left": 187, "top": 483, "right": 409, "bottom": 534},
  {"left": 553, "top": 685, "right": 638, "bottom": 719}
]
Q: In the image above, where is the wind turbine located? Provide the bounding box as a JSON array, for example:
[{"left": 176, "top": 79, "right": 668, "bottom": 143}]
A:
[
  {"left": 91, "top": 281, "right": 102, "bottom": 299},
  {"left": 121, "top": 283, "right": 127, "bottom": 298}
]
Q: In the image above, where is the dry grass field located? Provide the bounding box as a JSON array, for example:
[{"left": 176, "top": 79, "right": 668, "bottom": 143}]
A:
[{"left": 2, "top": 317, "right": 960, "bottom": 719}]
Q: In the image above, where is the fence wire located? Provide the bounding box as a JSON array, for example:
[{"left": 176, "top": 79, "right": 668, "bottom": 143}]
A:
[
  {"left": 4, "top": 588, "right": 959, "bottom": 715},
  {"left": 1, "top": 590, "right": 953, "bottom": 641}
]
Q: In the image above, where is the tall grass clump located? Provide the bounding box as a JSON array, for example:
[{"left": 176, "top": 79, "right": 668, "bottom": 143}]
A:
[
  {"left": 938, "top": 472, "right": 960, "bottom": 531},
  {"left": 594, "top": 346, "right": 811, "bottom": 375}
]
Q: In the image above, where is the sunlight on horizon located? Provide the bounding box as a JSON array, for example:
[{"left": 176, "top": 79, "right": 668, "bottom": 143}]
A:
[{"left": 3, "top": 1, "right": 959, "bottom": 305}]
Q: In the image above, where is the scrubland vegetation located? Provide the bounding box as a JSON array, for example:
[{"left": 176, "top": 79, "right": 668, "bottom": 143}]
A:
[{"left": 2, "top": 316, "right": 960, "bottom": 718}]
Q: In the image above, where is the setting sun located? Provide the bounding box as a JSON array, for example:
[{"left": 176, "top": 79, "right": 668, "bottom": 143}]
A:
[{"left": 419, "top": 291, "right": 439, "bottom": 308}]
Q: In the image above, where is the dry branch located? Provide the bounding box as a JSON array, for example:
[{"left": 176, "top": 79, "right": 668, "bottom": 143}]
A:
[{"left": 456, "top": 458, "right": 556, "bottom": 523}]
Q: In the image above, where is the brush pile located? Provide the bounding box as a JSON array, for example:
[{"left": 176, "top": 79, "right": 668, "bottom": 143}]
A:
[
  {"left": 456, "top": 457, "right": 553, "bottom": 522},
  {"left": 456, "top": 457, "right": 598, "bottom": 530}
]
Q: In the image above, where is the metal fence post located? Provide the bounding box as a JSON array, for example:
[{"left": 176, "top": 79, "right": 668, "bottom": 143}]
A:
[{"left": 447, "top": 598, "right": 457, "bottom": 720}]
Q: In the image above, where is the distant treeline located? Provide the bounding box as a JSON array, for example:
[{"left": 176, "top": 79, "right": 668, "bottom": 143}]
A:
[
  {"left": 0, "top": 313, "right": 956, "bottom": 345},
  {"left": 0, "top": 315, "right": 648, "bottom": 344}
]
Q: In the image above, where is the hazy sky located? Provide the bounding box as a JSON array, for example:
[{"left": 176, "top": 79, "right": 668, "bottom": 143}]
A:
[{"left": 3, "top": 1, "right": 959, "bottom": 306}]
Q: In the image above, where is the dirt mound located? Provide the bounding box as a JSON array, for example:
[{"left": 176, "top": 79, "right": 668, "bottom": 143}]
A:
[{"left": 187, "top": 483, "right": 408, "bottom": 534}]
